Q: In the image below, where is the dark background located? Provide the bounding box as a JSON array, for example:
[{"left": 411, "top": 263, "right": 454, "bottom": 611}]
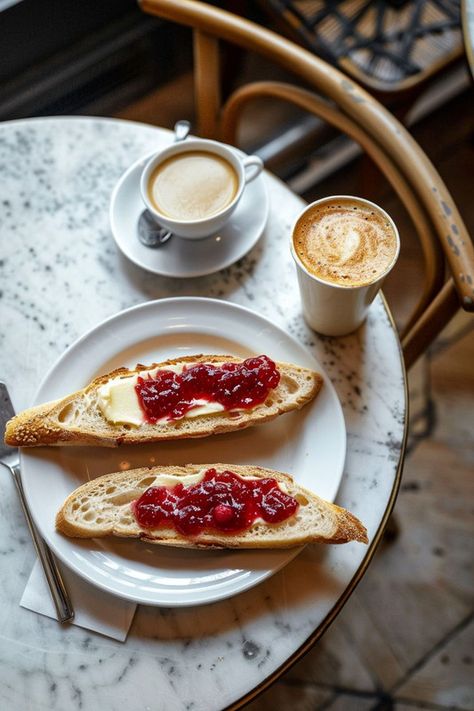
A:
[{"left": 0, "top": 0, "right": 192, "bottom": 119}]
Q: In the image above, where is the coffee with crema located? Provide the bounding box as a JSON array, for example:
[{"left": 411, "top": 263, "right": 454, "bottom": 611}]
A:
[
  {"left": 293, "top": 198, "right": 398, "bottom": 287},
  {"left": 148, "top": 151, "right": 239, "bottom": 222}
]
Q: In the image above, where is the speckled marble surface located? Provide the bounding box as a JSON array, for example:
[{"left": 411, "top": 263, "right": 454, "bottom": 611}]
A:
[{"left": 0, "top": 117, "right": 406, "bottom": 711}]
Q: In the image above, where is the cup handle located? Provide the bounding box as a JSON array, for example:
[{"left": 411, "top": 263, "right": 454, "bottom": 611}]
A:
[{"left": 242, "top": 155, "right": 263, "bottom": 184}]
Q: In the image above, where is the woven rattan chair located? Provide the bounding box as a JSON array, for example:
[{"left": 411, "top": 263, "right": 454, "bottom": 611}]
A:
[
  {"left": 139, "top": 0, "right": 473, "bottom": 370},
  {"left": 255, "top": 0, "right": 464, "bottom": 114}
]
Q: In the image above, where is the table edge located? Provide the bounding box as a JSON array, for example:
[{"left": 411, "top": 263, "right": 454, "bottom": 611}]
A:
[
  {"left": 0, "top": 114, "right": 174, "bottom": 133},
  {"left": 226, "top": 292, "right": 409, "bottom": 711}
]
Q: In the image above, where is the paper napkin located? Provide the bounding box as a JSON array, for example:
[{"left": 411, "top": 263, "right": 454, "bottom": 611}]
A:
[{"left": 21, "top": 559, "right": 137, "bottom": 642}]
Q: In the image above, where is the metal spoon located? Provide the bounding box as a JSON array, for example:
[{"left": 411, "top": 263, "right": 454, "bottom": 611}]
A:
[
  {"left": 173, "top": 119, "right": 191, "bottom": 143},
  {"left": 138, "top": 120, "right": 191, "bottom": 249}
]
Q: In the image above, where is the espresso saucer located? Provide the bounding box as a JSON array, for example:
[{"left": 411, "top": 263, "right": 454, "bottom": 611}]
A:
[{"left": 110, "top": 151, "right": 269, "bottom": 278}]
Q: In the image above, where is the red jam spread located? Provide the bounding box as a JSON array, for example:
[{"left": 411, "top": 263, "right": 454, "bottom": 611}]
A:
[
  {"left": 132, "top": 468, "right": 299, "bottom": 536},
  {"left": 135, "top": 355, "right": 280, "bottom": 422}
]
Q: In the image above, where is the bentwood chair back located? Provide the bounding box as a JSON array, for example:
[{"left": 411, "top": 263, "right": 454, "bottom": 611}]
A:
[{"left": 139, "top": 0, "right": 474, "bottom": 370}]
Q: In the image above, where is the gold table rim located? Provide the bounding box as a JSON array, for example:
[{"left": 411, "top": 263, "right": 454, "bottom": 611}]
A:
[{"left": 225, "top": 292, "right": 409, "bottom": 711}]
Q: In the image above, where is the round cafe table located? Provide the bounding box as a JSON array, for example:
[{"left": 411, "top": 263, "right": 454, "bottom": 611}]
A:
[{"left": 0, "top": 117, "right": 406, "bottom": 710}]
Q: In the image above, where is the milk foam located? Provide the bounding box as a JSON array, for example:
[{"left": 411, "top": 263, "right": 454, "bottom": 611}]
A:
[
  {"left": 293, "top": 199, "right": 398, "bottom": 286},
  {"left": 149, "top": 151, "right": 238, "bottom": 221}
]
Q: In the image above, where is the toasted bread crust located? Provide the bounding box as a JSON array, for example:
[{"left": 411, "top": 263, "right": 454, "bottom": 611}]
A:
[
  {"left": 5, "top": 355, "right": 323, "bottom": 447},
  {"left": 56, "top": 463, "right": 368, "bottom": 549}
]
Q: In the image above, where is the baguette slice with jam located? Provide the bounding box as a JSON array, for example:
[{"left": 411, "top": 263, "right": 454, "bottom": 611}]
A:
[
  {"left": 56, "top": 464, "right": 368, "bottom": 549},
  {"left": 5, "top": 354, "right": 322, "bottom": 448}
]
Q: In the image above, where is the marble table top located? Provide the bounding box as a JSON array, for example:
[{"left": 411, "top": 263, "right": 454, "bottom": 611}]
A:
[{"left": 0, "top": 117, "right": 407, "bottom": 710}]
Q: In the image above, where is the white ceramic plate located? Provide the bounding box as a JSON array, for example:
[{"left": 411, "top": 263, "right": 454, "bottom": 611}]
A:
[
  {"left": 110, "top": 151, "right": 269, "bottom": 278},
  {"left": 21, "top": 298, "right": 346, "bottom": 607}
]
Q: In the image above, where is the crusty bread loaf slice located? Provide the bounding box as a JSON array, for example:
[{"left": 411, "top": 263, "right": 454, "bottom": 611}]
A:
[
  {"left": 5, "top": 355, "right": 322, "bottom": 447},
  {"left": 56, "top": 464, "right": 368, "bottom": 549}
]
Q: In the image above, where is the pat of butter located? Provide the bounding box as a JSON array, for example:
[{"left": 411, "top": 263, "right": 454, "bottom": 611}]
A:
[
  {"left": 183, "top": 399, "right": 225, "bottom": 418},
  {"left": 150, "top": 469, "right": 209, "bottom": 488},
  {"left": 97, "top": 377, "right": 143, "bottom": 426},
  {"left": 150, "top": 470, "right": 288, "bottom": 494},
  {"left": 97, "top": 364, "right": 225, "bottom": 426}
]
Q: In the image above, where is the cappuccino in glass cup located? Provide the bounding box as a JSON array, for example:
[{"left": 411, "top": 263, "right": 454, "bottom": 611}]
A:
[{"left": 291, "top": 196, "right": 400, "bottom": 336}]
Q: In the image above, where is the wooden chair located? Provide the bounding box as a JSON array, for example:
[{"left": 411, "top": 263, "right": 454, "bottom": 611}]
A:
[{"left": 139, "top": 0, "right": 473, "bottom": 370}]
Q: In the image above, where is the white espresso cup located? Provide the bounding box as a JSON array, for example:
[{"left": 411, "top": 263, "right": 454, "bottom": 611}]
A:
[
  {"left": 140, "top": 138, "right": 263, "bottom": 239},
  {"left": 290, "top": 196, "right": 400, "bottom": 336}
]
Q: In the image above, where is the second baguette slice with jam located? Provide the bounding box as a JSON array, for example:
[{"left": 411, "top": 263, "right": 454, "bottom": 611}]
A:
[
  {"left": 5, "top": 354, "right": 322, "bottom": 448},
  {"left": 56, "top": 464, "right": 368, "bottom": 549}
]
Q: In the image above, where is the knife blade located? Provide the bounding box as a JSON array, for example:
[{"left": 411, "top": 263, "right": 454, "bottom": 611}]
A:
[{"left": 0, "top": 382, "right": 74, "bottom": 623}]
